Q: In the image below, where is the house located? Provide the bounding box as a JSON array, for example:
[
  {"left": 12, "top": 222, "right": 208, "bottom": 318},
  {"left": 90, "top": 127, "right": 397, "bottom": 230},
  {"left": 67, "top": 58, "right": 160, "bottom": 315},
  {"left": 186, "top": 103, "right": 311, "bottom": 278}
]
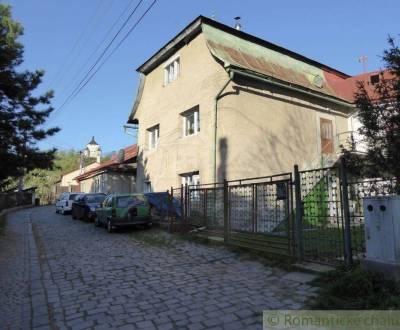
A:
[
  {"left": 127, "top": 15, "right": 386, "bottom": 193},
  {"left": 54, "top": 137, "right": 103, "bottom": 195},
  {"left": 54, "top": 162, "right": 99, "bottom": 195},
  {"left": 75, "top": 145, "right": 137, "bottom": 194}
]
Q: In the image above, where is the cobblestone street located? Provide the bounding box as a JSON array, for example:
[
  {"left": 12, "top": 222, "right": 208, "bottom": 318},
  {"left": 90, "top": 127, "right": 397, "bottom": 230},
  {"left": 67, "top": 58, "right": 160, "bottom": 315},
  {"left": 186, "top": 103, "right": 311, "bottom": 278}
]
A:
[{"left": 0, "top": 206, "right": 317, "bottom": 329}]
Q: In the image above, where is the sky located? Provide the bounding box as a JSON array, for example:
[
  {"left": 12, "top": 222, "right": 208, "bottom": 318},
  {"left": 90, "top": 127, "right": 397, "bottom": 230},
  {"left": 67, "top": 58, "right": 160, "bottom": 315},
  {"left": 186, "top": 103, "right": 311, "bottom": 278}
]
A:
[{"left": 6, "top": 0, "right": 400, "bottom": 154}]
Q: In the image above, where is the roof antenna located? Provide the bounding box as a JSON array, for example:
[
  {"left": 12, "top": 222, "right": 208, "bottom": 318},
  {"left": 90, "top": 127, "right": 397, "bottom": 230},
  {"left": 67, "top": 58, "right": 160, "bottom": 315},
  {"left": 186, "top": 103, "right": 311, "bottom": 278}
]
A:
[
  {"left": 234, "top": 16, "right": 242, "bottom": 31},
  {"left": 358, "top": 55, "right": 368, "bottom": 73}
]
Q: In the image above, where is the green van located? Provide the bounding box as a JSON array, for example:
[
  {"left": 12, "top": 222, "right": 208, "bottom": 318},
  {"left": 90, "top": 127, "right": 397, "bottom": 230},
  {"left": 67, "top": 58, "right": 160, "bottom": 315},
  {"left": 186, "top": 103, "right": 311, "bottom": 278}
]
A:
[{"left": 95, "top": 193, "right": 152, "bottom": 233}]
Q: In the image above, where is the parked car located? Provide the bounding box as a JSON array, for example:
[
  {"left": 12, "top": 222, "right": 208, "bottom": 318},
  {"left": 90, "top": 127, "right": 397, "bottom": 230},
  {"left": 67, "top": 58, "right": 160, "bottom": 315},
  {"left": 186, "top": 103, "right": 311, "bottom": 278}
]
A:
[
  {"left": 71, "top": 193, "right": 106, "bottom": 221},
  {"left": 55, "top": 192, "right": 82, "bottom": 215},
  {"left": 95, "top": 193, "right": 152, "bottom": 233}
]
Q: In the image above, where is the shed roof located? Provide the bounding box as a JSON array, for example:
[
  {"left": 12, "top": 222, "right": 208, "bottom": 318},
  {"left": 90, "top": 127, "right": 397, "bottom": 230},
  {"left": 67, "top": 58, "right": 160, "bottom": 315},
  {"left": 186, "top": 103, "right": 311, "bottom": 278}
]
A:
[{"left": 75, "top": 145, "right": 137, "bottom": 181}]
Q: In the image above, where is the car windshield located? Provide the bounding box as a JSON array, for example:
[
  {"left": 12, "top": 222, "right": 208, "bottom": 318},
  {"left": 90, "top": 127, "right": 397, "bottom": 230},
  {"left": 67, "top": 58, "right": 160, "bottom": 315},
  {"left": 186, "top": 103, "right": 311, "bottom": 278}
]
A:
[
  {"left": 85, "top": 194, "right": 106, "bottom": 203},
  {"left": 116, "top": 195, "right": 145, "bottom": 208}
]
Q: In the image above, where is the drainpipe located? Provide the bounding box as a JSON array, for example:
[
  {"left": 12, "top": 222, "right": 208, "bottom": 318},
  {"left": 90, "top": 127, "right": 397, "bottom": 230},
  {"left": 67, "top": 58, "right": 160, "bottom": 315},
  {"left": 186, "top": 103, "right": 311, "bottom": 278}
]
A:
[{"left": 213, "top": 71, "right": 234, "bottom": 183}]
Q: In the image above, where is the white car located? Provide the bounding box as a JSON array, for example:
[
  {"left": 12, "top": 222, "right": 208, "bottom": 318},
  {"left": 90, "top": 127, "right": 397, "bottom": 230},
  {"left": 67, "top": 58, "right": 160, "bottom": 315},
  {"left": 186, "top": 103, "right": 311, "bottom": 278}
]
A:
[{"left": 55, "top": 192, "right": 82, "bottom": 215}]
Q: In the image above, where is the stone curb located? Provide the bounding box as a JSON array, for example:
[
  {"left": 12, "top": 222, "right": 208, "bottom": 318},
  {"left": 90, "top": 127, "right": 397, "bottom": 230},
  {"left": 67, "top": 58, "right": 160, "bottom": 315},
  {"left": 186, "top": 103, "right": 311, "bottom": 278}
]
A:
[{"left": 0, "top": 204, "right": 34, "bottom": 218}]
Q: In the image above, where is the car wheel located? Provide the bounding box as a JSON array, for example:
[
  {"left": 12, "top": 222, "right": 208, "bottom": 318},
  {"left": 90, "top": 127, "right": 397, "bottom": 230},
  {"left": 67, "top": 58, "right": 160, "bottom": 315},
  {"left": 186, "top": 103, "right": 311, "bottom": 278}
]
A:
[
  {"left": 107, "top": 220, "right": 113, "bottom": 233},
  {"left": 145, "top": 222, "right": 153, "bottom": 229}
]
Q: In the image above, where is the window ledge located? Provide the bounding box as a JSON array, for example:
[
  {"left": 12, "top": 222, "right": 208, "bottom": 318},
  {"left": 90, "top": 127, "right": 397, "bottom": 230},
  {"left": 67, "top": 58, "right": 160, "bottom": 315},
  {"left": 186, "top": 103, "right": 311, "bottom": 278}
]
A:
[{"left": 182, "top": 132, "right": 200, "bottom": 139}]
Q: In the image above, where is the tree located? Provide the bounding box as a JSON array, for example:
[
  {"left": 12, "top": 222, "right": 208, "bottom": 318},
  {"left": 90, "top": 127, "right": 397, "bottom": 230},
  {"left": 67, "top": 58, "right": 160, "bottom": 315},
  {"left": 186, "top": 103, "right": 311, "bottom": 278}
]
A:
[
  {"left": 0, "top": 4, "right": 59, "bottom": 190},
  {"left": 345, "top": 37, "right": 400, "bottom": 191},
  {"left": 23, "top": 150, "right": 80, "bottom": 203}
]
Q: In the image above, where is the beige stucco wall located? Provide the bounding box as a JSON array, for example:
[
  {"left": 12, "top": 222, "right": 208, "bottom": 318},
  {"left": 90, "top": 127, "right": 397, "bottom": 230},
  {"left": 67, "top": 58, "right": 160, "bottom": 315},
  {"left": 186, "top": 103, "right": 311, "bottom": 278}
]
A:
[
  {"left": 60, "top": 163, "right": 99, "bottom": 188},
  {"left": 216, "top": 78, "right": 349, "bottom": 181},
  {"left": 79, "top": 172, "right": 135, "bottom": 194},
  {"left": 133, "top": 33, "right": 351, "bottom": 192},
  {"left": 134, "top": 33, "right": 229, "bottom": 192}
]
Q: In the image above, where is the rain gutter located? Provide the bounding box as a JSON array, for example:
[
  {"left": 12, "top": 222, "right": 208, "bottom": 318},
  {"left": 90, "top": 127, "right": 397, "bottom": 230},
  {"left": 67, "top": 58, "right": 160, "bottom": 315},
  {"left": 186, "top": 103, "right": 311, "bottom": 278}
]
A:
[{"left": 228, "top": 68, "right": 356, "bottom": 110}]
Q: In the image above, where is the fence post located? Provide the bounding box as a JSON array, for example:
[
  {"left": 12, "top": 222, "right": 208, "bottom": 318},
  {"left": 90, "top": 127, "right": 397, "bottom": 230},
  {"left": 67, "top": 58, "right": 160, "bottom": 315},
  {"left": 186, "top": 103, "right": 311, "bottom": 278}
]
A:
[
  {"left": 340, "top": 157, "right": 353, "bottom": 266},
  {"left": 223, "top": 179, "right": 229, "bottom": 243},
  {"left": 185, "top": 183, "right": 189, "bottom": 231},
  {"left": 294, "top": 165, "right": 304, "bottom": 261}
]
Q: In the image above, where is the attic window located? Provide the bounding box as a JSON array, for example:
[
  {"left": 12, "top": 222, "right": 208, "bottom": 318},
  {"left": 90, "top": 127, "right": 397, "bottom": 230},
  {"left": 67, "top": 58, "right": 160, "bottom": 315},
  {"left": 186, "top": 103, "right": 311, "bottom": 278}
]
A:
[
  {"left": 164, "top": 57, "right": 180, "bottom": 85},
  {"left": 370, "top": 74, "right": 380, "bottom": 85}
]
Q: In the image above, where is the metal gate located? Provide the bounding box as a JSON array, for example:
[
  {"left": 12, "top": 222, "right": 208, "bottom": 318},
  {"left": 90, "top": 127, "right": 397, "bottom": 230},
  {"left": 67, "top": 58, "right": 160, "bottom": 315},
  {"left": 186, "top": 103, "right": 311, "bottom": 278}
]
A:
[
  {"left": 185, "top": 174, "right": 294, "bottom": 257},
  {"left": 298, "top": 166, "right": 345, "bottom": 264}
]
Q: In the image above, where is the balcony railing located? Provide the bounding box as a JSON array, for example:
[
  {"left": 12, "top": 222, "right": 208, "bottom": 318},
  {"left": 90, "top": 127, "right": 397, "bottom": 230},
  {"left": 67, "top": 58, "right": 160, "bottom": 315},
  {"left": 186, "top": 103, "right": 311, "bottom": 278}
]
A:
[{"left": 336, "top": 131, "right": 366, "bottom": 154}]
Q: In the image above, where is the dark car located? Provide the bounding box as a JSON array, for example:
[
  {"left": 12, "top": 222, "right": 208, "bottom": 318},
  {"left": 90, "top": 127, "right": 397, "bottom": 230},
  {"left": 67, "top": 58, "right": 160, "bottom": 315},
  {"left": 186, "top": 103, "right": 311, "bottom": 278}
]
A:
[{"left": 71, "top": 193, "right": 106, "bottom": 221}]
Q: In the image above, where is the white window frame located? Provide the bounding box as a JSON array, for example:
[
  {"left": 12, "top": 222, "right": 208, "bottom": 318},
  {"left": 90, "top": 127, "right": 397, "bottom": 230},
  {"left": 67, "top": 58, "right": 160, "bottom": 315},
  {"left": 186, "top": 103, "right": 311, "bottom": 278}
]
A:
[
  {"left": 163, "top": 55, "right": 180, "bottom": 85},
  {"left": 181, "top": 172, "right": 200, "bottom": 187},
  {"left": 182, "top": 107, "right": 200, "bottom": 137},
  {"left": 147, "top": 125, "right": 159, "bottom": 150}
]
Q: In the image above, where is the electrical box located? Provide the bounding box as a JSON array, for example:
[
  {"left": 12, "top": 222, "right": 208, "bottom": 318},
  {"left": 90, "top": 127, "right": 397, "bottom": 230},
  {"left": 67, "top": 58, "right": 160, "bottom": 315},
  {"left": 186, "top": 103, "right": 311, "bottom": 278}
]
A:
[{"left": 364, "top": 196, "right": 400, "bottom": 265}]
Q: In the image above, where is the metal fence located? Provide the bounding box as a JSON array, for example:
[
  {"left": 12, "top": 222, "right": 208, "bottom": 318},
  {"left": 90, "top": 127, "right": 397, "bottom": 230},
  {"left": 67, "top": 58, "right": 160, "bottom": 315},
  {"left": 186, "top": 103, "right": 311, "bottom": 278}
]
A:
[
  {"left": 298, "top": 166, "right": 345, "bottom": 263},
  {"left": 168, "top": 161, "right": 398, "bottom": 265}
]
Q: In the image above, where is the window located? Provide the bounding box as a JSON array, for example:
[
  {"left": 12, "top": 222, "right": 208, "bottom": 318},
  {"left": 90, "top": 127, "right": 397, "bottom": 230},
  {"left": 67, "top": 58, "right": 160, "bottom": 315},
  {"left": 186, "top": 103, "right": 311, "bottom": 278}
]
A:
[
  {"left": 370, "top": 74, "right": 380, "bottom": 85},
  {"left": 85, "top": 194, "right": 106, "bottom": 203},
  {"left": 144, "top": 181, "right": 152, "bottom": 193},
  {"left": 164, "top": 57, "right": 180, "bottom": 85},
  {"left": 182, "top": 107, "right": 200, "bottom": 137},
  {"left": 117, "top": 196, "right": 145, "bottom": 208},
  {"left": 181, "top": 172, "right": 200, "bottom": 187},
  {"left": 103, "top": 196, "right": 112, "bottom": 207},
  {"left": 147, "top": 125, "right": 159, "bottom": 150},
  {"left": 320, "top": 118, "right": 334, "bottom": 154}
]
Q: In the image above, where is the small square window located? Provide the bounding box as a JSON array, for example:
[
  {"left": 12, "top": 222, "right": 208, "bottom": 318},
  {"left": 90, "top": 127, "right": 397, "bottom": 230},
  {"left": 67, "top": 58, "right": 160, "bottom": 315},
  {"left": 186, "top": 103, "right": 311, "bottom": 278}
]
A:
[
  {"left": 182, "top": 107, "right": 200, "bottom": 137},
  {"left": 370, "top": 74, "right": 380, "bottom": 85},
  {"left": 164, "top": 57, "right": 180, "bottom": 85},
  {"left": 147, "top": 125, "right": 159, "bottom": 150}
]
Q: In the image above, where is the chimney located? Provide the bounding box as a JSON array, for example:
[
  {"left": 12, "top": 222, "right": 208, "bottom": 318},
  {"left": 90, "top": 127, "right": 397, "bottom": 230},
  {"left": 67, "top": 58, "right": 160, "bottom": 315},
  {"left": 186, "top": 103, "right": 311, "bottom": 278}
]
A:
[{"left": 234, "top": 17, "right": 242, "bottom": 31}]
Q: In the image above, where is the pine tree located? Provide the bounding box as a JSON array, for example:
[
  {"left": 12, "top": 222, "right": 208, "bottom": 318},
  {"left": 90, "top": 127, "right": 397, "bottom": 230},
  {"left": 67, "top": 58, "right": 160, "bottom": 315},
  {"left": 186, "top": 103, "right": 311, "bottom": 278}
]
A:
[
  {"left": 0, "top": 4, "right": 59, "bottom": 190},
  {"left": 345, "top": 37, "right": 400, "bottom": 192}
]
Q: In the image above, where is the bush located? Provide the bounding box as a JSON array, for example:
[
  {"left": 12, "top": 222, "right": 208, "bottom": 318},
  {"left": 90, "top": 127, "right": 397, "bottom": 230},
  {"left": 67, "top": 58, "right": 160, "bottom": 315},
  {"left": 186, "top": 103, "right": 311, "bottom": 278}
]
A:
[{"left": 309, "top": 265, "right": 400, "bottom": 309}]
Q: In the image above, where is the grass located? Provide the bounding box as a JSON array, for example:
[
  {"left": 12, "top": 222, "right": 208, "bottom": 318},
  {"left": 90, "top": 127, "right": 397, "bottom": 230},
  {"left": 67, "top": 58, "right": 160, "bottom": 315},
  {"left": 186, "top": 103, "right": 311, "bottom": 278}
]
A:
[
  {"left": 308, "top": 265, "right": 400, "bottom": 309},
  {"left": 128, "top": 227, "right": 182, "bottom": 248},
  {"left": 128, "top": 225, "right": 296, "bottom": 270},
  {"left": 303, "top": 226, "right": 364, "bottom": 260}
]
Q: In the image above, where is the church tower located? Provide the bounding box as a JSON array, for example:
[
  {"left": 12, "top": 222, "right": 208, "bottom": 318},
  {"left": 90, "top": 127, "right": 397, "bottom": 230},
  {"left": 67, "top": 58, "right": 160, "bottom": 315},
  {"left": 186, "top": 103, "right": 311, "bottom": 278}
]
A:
[{"left": 85, "top": 136, "right": 101, "bottom": 163}]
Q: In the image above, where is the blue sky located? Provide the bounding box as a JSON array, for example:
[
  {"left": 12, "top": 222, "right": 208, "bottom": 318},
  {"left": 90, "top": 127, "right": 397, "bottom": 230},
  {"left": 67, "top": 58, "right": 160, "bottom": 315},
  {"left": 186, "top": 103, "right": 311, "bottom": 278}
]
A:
[{"left": 7, "top": 0, "right": 399, "bottom": 153}]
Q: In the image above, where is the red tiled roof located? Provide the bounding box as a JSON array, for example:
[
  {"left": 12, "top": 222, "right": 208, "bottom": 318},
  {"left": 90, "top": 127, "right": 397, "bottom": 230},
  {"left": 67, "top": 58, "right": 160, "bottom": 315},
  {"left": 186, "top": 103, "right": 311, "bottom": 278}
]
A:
[
  {"left": 75, "top": 144, "right": 137, "bottom": 181},
  {"left": 327, "top": 70, "right": 394, "bottom": 103}
]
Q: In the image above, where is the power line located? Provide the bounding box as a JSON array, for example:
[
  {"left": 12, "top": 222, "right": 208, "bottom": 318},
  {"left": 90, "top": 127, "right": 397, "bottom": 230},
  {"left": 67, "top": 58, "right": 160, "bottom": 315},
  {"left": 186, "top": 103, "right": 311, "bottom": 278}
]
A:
[
  {"left": 60, "top": 0, "right": 157, "bottom": 110},
  {"left": 47, "top": 0, "right": 107, "bottom": 90},
  {"left": 56, "top": 0, "right": 129, "bottom": 100},
  {"left": 52, "top": 0, "right": 147, "bottom": 118}
]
